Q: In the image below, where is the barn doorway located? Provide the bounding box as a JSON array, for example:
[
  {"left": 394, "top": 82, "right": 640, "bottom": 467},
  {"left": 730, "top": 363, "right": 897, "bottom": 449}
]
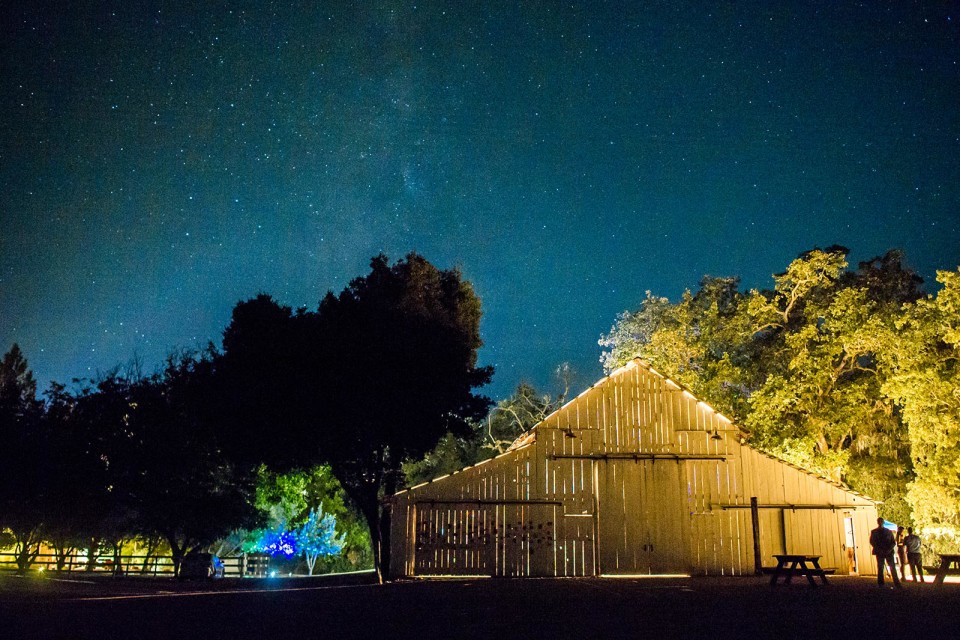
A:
[
  {"left": 844, "top": 515, "right": 858, "bottom": 574},
  {"left": 597, "top": 459, "right": 685, "bottom": 575}
]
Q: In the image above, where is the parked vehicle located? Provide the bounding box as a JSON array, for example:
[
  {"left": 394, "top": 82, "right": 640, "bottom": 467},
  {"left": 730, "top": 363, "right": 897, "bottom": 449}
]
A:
[{"left": 179, "top": 552, "right": 225, "bottom": 580}]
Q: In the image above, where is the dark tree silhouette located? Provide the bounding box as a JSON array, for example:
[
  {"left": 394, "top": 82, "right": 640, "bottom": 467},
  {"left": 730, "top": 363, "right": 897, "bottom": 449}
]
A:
[
  {"left": 0, "top": 345, "right": 46, "bottom": 573},
  {"left": 217, "top": 253, "right": 493, "bottom": 580},
  {"left": 216, "top": 294, "right": 316, "bottom": 470},
  {"left": 69, "top": 373, "right": 142, "bottom": 572},
  {"left": 850, "top": 249, "right": 925, "bottom": 305},
  {"left": 39, "top": 382, "right": 103, "bottom": 571},
  {"left": 131, "top": 354, "right": 261, "bottom": 576},
  {"left": 63, "top": 355, "right": 260, "bottom": 576}
]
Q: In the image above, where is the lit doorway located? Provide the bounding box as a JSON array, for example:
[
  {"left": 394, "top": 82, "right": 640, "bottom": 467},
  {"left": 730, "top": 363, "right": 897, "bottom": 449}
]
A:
[{"left": 843, "top": 515, "right": 858, "bottom": 574}]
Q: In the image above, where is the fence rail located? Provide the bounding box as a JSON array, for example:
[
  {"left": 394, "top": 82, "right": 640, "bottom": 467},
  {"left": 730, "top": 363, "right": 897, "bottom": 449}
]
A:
[{"left": 0, "top": 552, "right": 270, "bottom": 577}]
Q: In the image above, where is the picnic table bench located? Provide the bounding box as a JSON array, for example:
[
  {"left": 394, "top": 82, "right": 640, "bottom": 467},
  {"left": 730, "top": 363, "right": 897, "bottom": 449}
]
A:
[
  {"left": 933, "top": 554, "right": 960, "bottom": 586},
  {"left": 769, "top": 554, "right": 829, "bottom": 587}
]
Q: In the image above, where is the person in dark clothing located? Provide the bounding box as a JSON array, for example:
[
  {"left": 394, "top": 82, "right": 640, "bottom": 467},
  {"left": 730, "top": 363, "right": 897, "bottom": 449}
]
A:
[
  {"left": 903, "top": 527, "right": 924, "bottom": 583},
  {"left": 896, "top": 526, "right": 907, "bottom": 580},
  {"left": 870, "top": 518, "right": 901, "bottom": 588}
]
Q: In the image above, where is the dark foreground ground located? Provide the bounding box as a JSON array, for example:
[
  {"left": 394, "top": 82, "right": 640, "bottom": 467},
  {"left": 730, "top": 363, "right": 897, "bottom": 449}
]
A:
[{"left": 1, "top": 571, "right": 957, "bottom": 640}]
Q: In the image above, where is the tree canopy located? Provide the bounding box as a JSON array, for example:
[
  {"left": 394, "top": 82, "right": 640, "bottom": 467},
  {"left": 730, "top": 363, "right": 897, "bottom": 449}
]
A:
[
  {"left": 879, "top": 268, "right": 960, "bottom": 548},
  {"left": 216, "top": 253, "right": 493, "bottom": 579},
  {"left": 0, "top": 345, "right": 46, "bottom": 572},
  {"left": 600, "top": 248, "right": 950, "bottom": 537},
  {"left": 1, "top": 253, "right": 490, "bottom": 579},
  {"left": 0, "top": 348, "right": 261, "bottom": 576}
]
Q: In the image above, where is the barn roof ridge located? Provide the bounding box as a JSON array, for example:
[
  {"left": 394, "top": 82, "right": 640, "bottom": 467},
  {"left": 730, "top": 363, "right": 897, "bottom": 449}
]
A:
[
  {"left": 507, "top": 357, "right": 727, "bottom": 448},
  {"left": 501, "top": 357, "right": 872, "bottom": 501}
]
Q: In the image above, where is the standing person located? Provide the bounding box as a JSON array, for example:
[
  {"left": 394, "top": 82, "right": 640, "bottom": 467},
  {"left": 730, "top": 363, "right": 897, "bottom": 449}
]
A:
[
  {"left": 896, "top": 526, "right": 907, "bottom": 581},
  {"left": 903, "top": 527, "right": 925, "bottom": 583},
  {"left": 870, "top": 518, "right": 901, "bottom": 588}
]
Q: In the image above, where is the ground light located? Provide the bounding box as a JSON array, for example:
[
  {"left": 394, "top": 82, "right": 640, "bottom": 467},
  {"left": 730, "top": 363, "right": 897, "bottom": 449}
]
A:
[
  {"left": 412, "top": 574, "right": 491, "bottom": 580},
  {"left": 413, "top": 574, "right": 692, "bottom": 579},
  {"left": 600, "top": 574, "right": 691, "bottom": 579}
]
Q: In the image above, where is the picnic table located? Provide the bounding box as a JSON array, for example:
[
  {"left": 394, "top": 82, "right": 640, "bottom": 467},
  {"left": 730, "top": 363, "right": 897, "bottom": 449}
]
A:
[
  {"left": 769, "top": 554, "right": 829, "bottom": 586},
  {"left": 933, "top": 554, "right": 960, "bottom": 586}
]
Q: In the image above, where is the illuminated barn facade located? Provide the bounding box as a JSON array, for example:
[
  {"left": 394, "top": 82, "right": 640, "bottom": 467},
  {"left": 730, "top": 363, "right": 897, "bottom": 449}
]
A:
[{"left": 389, "top": 359, "right": 878, "bottom": 578}]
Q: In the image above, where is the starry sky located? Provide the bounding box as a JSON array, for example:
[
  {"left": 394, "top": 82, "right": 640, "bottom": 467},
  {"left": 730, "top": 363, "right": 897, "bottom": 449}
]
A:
[{"left": 2, "top": 1, "right": 959, "bottom": 401}]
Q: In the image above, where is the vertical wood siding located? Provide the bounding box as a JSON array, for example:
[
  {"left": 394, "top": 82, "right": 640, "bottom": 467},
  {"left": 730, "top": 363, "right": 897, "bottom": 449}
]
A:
[{"left": 390, "top": 360, "right": 879, "bottom": 578}]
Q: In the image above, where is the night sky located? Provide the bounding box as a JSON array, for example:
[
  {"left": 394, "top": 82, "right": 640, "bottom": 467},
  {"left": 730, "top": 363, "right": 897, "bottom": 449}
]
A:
[{"left": 2, "top": 1, "right": 959, "bottom": 401}]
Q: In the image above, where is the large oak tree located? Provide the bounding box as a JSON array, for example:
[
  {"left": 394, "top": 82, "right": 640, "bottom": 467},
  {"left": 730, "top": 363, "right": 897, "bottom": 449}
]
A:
[
  {"left": 217, "top": 253, "right": 492, "bottom": 579},
  {"left": 599, "top": 248, "right": 924, "bottom": 524}
]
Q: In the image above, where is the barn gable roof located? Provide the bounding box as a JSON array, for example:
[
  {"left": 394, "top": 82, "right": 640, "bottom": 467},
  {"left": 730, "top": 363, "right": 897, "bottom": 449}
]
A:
[
  {"left": 503, "top": 357, "right": 871, "bottom": 500},
  {"left": 506, "top": 358, "right": 737, "bottom": 450}
]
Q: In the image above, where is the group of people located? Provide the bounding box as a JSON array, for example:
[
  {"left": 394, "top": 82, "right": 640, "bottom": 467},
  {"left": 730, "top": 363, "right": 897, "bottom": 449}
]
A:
[{"left": 869, "top": 518, "right": 924, "bottom": 587}]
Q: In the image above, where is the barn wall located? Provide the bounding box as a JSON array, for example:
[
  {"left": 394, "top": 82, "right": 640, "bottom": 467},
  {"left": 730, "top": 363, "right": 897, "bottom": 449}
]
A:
[{"left": 391, "top": 360, "right": 878, "bottom": 578}]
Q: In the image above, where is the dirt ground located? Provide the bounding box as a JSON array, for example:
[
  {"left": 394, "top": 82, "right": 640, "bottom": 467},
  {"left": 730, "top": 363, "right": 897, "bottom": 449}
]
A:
[{"left": 1, "top": 571, "right": 958, "bottom": 639}]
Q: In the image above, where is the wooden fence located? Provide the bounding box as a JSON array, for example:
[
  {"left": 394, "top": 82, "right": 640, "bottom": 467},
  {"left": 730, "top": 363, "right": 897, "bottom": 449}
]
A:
[{"left": 0, "top": 552, "right": 270, "bottom": 577}]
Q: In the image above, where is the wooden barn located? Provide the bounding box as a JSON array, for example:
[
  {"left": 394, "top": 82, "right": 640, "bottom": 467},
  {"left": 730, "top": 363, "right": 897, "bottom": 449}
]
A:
[{"left": 389, "top": 359, "right": 879, "bottom": 578}]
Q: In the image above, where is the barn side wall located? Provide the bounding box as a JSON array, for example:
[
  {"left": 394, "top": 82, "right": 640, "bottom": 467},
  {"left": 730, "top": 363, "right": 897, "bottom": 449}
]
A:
[{"left": 390, "top": 361, "right": 878, "bottom": 578}]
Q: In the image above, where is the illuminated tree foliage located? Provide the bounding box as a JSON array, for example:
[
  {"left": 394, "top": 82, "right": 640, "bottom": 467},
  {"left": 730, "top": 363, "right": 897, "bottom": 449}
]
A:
[
  {"left": 600, "top": 248, "right": 929, "bottom": 526},
  {"left": 255, "top": 527, "right": 298, "bottom": 559},
  {"left": 743, "top": 252, "right": 900, "bottom": 479},
  {"left": 482, "top": 380, "right": 567, "bottom": 455},
  {"left": 880, "top": 268, "right": 960, "bottom": 550},
  {"left": 295, "top": 508, "right": 345, "bottom": 576},
  {"left": 241, "top": 465, "right": 369, "bottom": 573},
  {"left": 599, "top": 277, "right": 757, "bottom": 424},
  {"left": 247, "top": 506, "right": 343, "bottom": 575},
  {"left": 401, "top": 431, "right": 483, "bottom": 489}
]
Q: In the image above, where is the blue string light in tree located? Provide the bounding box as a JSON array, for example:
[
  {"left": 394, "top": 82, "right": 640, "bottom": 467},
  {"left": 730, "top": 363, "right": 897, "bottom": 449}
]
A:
[{"left": 256, "top": 529, "right": 298, "bottom": 559}]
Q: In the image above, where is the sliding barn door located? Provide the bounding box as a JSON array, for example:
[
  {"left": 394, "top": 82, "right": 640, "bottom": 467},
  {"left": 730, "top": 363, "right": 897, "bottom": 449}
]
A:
[{"left": 597, "top": 460, "right": 685, "bottom": 575}]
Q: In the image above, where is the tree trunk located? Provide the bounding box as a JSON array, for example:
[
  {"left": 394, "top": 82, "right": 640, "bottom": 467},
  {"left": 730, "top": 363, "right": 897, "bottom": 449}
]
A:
[
  {"left": 85, "top": 537, "right": 102, "bottom": 572},
  {"left": 141, "top": 537, "right": 160, "bottom": 574},
  {"left": 354, "top": 486, "right": 386, "bottom": 583},
  {"left": 112, "top": 540, "right": 124, "bottom": 577},
  {"left": 55, "top": 545, "right": 74, "bottom": 572},
  {"left": 377, "top": 469, "right": 400, "bottom": 581},
  {"left": 378, "top": 500, "right": 392, "bottom": 581},
  {"left": 13, "top": 527, "right": 42, "bottom": 575},
  {"left": 49, "top": 538, "right": 73, "bottom": 572},
  {"left": 165, "top": 534, "right": 187, "bottom": 577}
]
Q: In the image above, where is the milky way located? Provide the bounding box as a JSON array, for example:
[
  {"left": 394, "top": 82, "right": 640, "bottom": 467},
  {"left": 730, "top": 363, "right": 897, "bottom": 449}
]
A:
[{"left": 2, "top": 1, "right": 958, "bottom": 400}]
